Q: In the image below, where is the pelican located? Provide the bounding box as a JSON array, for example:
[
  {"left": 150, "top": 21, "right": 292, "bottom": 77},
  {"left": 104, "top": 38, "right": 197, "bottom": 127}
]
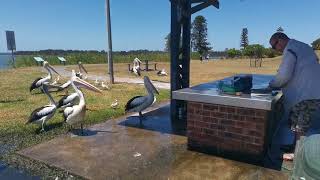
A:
[
  {"left": 63, "top": 71, "right": 102, "bottom": 134},
  {"left": 75, "top": 61, "right": 88, "bottom": 79},
  {"left": 132, "top": 58, "right": 141, "bottom": 76},
  {"left": 95, "top": 78, "right": 100, "bottom": 85},
  {"left": 125, "top": 76, "right": 159, "bottom": 124},
  {"left": 157, "top": 69, "right": 168, "bottom": 76},
  {"left": 57, "top": 92, "right": 79, "bottom": 109},
  {"left": 111, "top": 99, "right": 119, "bottom": 109},
  {"left": 30, "top": 61, "right": 60, "bottom": 92},
  {"left": 27, "top": 84, "right": 57, "bottom": 132},
  {"left": 101, "top": 82, "right": 110, "bottom": 90}
]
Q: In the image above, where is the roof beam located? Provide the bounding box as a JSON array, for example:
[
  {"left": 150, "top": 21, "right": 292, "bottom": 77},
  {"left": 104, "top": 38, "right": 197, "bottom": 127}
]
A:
[{"left": 191, "top": 0, "right": 219, "bottom": 14}]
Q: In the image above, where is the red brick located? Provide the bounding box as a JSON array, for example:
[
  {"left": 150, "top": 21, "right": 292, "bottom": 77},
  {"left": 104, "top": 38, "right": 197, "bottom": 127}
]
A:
[
  {"left": 254, "top": 138, "right": 263, "bottom": 145},
  {"left": 202, "top": 110, "right": 211, "bottom": 117},
  {"left": 255, "top": 109, "right": 268, "bottom": 118},
  {"left": 226, "top": 126, "right": 243, "bottom": 134},
  {"left": 203, "top": 104, "right": 219, "bottom": 111},
  {"left": 237, "top": 108, "right": 255, "bottom": 116},
  {"left": 220, "top": 119, "right": 235, "bottom": 126},
  {"left": 212, "top": 112, "right": 227, "bottom": 119}
]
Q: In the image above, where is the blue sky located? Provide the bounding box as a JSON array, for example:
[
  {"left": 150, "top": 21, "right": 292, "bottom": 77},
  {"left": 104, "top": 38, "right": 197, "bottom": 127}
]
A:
[{"left": 0, "top": 0, "right": 319, "bottom": 52}]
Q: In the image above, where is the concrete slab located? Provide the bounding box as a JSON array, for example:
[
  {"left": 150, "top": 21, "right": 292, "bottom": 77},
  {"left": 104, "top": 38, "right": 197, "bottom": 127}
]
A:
[{"left": 18, "top": 104, "right": 288, "bottom": 180}]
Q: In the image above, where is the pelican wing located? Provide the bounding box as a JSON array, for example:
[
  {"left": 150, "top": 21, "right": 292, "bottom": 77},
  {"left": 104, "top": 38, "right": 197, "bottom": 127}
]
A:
[
  {"left": 63, "top": 107, "right": 74, "bottom": 121},
  {"left": 125, "top": 96, "right": 146, "bottom": 112},
  {"left": 58, "top": 93, "right": 78, "bottom": 108},
  {"left": 30, "top": 77, "right": 42, "bottom": 92},
  {"left": 28, "top": 105, "right": 55, "bottom": 123}
]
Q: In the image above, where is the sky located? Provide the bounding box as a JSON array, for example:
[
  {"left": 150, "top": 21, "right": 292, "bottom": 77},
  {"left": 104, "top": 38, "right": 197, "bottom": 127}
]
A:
[{"left": 0, "top": 0, "right": 320, "bottom": 52}]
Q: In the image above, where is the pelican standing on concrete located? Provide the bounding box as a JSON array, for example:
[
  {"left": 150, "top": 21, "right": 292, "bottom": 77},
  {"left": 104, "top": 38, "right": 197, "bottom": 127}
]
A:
[
  {"left": 63, "top": 71, "right": 102, "bottom": 134},
  {"left": 30, "top": 61, "right": 60, "bottom": 92},
  {"left": 27, "top": 84, "right": 57, "bottom": 132},
  {"left": 125, "top": 76, "right": 159, "bottom": 124},
  {"left": 75, "top": 61, "right": 88, "bottom": 80}
]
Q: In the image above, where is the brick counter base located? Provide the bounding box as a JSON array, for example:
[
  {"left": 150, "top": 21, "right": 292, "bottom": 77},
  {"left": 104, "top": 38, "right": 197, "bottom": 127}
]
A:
[{"left": 187, "top": 101, "right": 270, "bottom": 164}]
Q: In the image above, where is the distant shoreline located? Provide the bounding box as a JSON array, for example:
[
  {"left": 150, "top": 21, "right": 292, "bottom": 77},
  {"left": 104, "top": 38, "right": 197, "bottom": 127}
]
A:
[{"left": 0, "top": 53, "right": 11, "bottom": 55}]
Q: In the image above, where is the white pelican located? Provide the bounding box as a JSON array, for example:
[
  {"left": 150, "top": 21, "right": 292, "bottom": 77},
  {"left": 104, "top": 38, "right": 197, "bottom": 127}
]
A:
[
  {"left": 75, "top": 61, "right": 88, "bottom": 79},
  {"left": 27, "top": 84, "right": 57, "bottom": 132},
  {"left": 125, "top": 76, "right": 159, "bottom": 124},
  {"left": 63, "top": 71, "right": 102, "bottom": 134},
  {"left": 111, "top": 99, "right": 119, "bottom": 109},
  {"left": 30, "top": 61, "right": 60, "bottom": 92},
  {"left": 132, "top": 58, "right": 141, "bottom": 76},
  {"left": 157, "top": 69, "right": 168, "bottom": 76},
  {"left": 95, "top": 78, "right": 100, "bottom": 85},
  {"left": 101, "top": 82, "right": 110, "bottom": 90}
]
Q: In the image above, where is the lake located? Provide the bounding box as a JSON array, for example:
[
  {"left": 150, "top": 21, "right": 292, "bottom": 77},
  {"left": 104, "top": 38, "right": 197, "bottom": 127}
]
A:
[{"left": 0, "top": 54, "right": 13, "bottom": 69}]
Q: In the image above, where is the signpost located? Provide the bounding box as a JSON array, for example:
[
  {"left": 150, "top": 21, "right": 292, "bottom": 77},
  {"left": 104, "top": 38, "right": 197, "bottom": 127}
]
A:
[{"left": 6, "top": 31, "right": 16, "bottom": 68}]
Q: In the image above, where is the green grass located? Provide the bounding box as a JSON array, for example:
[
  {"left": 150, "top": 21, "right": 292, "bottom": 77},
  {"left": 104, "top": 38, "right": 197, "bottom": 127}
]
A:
[{"left": 0, "top": 67, "right": 169, "bottom": 178}]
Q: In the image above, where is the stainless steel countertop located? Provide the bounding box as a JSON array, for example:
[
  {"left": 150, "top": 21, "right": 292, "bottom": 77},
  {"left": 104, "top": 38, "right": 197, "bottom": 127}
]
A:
[{"left": 172, "top": 75, "right": 282, "bottom": 110}]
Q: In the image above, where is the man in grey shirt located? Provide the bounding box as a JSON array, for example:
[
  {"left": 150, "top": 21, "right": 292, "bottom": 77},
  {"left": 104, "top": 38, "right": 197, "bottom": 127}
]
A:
[{"left": 264, "top": 32, "right": 320, "bottom": 169}]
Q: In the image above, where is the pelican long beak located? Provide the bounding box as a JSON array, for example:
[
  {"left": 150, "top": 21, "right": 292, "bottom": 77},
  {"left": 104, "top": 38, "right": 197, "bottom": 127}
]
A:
[
  {"left": 48, "top": 64, "right": 60, "bottom": 75},
  {"left": 73, "top": 78, "right": 102, "bottom": 93},
  {"left": 78, "top": 63, "right": 88, "bottom": 74},
  {"left": 144, "top": 76, "right": 159, "bottom": 94}
]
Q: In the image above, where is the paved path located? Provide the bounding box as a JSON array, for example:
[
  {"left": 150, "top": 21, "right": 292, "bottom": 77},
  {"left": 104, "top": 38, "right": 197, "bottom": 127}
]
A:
[
  {"left": 18, "top": 104, "right": 288, "bottom": 180},
  {"left": 49, "top": 66, "right": 170, "bottom": 90}
]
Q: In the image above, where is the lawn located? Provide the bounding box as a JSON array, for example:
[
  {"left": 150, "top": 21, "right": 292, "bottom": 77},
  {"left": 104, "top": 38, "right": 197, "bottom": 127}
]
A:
[
  {"left": 65, "top": 56, "right": 282, "bottom": 85},
  {"left": 0, "top": 67, "right": 169, "bottom": 178}
]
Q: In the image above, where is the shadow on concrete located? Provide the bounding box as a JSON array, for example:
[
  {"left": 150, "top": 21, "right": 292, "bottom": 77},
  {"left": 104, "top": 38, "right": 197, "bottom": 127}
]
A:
[
  {"left": 69, "top": 129, "right": 118, "bottom": 137},
  {"left": 118, "top": 105, "right": 186, "bottom": 136}
]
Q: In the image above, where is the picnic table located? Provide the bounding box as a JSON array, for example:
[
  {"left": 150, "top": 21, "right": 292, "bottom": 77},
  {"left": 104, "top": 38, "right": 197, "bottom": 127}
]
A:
[{"left": 127, "top": 60, "right": 157, "bottom": 72}]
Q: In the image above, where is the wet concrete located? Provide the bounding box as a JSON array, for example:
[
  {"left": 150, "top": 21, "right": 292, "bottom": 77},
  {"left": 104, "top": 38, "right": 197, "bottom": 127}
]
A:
[{"left": 18, "top": 104, "right": 288, "bottom": 180}]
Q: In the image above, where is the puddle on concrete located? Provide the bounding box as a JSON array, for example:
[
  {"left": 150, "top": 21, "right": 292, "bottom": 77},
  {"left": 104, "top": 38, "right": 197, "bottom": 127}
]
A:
[{"left": 0, "top": 161, "right": 40, "bottom": 180}]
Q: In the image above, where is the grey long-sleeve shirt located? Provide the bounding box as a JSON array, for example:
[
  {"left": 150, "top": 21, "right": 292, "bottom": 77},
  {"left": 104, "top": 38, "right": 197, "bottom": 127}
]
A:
[{"left": 269, "top": 39, "right": 320, "bottom": 111}]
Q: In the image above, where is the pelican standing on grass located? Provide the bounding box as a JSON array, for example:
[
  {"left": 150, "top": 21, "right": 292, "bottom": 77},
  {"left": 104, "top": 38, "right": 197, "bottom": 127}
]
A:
[
  {"left": 75, "top": 61, "right": 88, "bottom": 80},
  {"left": 131, "top": 58, "right": 142, "bottom": 76},
  {"left": 56, "top": 71, "right": 79, "bottom": 108},
  {"left": 63, "top": 70, "right": 102, "bottom": 135},
  {"left": 157, "top": 69, "right": 168, "bottom": 76},
  {"left": 30, "top": 61, "right": 60, "bottom": 92},
  {"left": 125, "top": 76, "right": 159, "bottom": 124},
  {"left": 27, "top": 84, "right": 57, "bottom": 132}
]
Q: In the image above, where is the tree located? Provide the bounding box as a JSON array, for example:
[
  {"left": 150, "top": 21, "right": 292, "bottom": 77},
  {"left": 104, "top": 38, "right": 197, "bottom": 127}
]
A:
[
  {"left": 191, "top": 15, "right": 212, "bottom": 59},
  {"left": 240, "top": 28, "right": 249, "bottom": 48},
  {"left": 311, "top": 38, "right": 320, "bottom": 50},
  {"left": 226, "top": 48, "right": 242, "bottom": 58},
  {"left": 164, "top": 33, "right": 170, "bottom": 52},
  {"left": 277, "top": 27, "right": 284, "bottom": 32}
]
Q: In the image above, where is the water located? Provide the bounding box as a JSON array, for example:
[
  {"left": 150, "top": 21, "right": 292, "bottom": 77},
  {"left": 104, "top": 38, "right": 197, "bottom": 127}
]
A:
[
  {"left": 0, "top": 54, "right": 13, "bottom": 70},
  {"left": 0, "top": 161, "right": 40, "bottom": 180}
]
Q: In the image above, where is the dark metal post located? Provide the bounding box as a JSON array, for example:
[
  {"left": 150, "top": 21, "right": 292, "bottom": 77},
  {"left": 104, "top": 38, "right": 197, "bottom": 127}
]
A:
[
  {"left": 170, "top": 0, "right": 219, "bottom": 121},
  {"left": 106, "top": 0, "right": 114, "bottom": 84}
]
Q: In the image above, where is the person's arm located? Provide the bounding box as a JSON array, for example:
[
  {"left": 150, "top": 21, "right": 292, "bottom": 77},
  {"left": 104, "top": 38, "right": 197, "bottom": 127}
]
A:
[{"left": 269, "top": 50, "right": 297, "bottom": 88}]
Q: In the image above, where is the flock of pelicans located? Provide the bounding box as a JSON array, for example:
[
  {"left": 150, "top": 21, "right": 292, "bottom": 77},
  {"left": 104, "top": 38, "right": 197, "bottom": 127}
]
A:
[{"left": 27, "top": 61, "right": 160, "bottom": 134}]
